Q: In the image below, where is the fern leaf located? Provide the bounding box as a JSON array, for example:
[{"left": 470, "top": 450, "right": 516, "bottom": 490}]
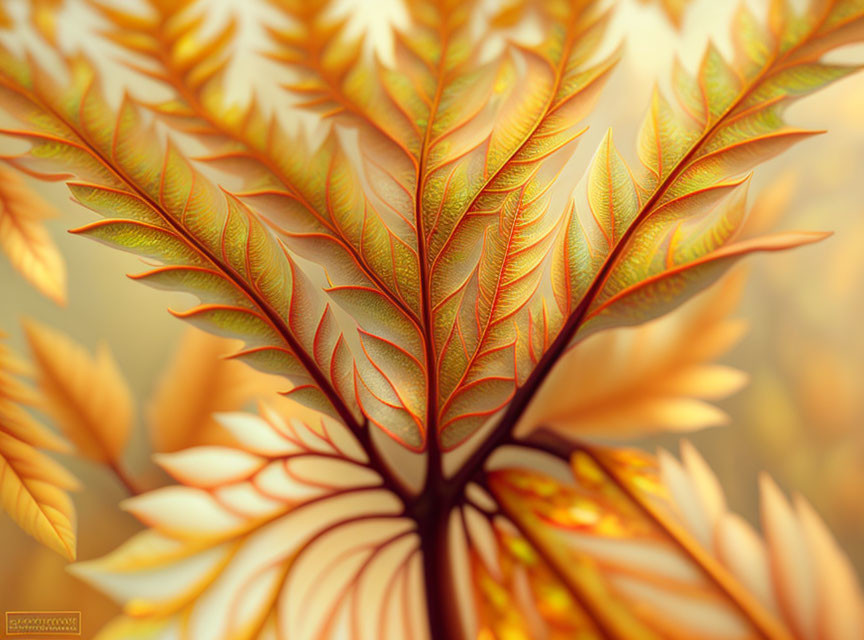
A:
[
  {"left": 24, "top": 320, "right": 133, "bottom": 465},
  {"left": 482, "top": 440, "right": 864, "bottom": 639},
  {"left": 474, "top": 0, "right": 864, "bottom": 460},
  {"left": 0, "top": 49, "right": 373, "bottom": 438},
  {"left": 148, "top": 328, "right": 286, "bottom": 453},
  {"left": 555, "top": 1, "right": 863, "bottom": 336},
  {"left": 71, "top": 403, "right": 422, "bottom": 640},
  {"left": 0, "top": 332, "right": 78, "bottom": 561},
  {"left": 87, "top": 0, "right": 434, "bottom": 448},
  {"left": 429, "top": 4, "right": 619, "bottom": 447},
  {"left": 0, "top": 166, "right": 66, "bottom": 304},
  {"left": 517, "top": 270, "right": 748, "bottom": 438}
]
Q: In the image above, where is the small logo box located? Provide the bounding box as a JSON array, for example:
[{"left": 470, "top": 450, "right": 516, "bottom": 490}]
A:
[{"left": 5, "top": 611, "right": 82, "bottom": 636}]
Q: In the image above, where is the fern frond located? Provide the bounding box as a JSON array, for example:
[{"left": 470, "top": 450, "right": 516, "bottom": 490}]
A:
[
  {"left": 0, "top": 332, "right": 78, "bottom": 561},
  {"left": 469, "top": 0, "right": 863, "bottom": 472},
  {"left": 428, "top": 2, "right": 619, "bottom": 447},
  {"left": 71, "top": 403, "right": 419, "bottom": 639},
  {"left": 91, "top": 0, "right": 439, "bottom": 448},
  {"left": 0, "top": 49, "right": 368, "bottom": 440}
]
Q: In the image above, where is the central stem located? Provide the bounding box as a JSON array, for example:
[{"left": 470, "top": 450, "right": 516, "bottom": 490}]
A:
[{"left": 413, "top": 451, "right": 461, "bottom": 640}]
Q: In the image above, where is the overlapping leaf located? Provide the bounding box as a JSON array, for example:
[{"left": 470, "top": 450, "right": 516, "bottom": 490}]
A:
[
  {"left": 517, "top": 270, "right": 748, "bottom": 438},
  {"left": 92, "top": 0, "right": 431, "bottom": 447},
  {"left": 478, "top": 0, "right": 864, "bottom": 458},
  {"left": 72, "top": 403, "right": 424, "bottom": 640},
  {"left": 553, "top": 0, "right": 864, "bottom": 339},
  {"left": 0, "top": 332, "right": 78, "bottom": 560},
  {"left": 69, "top": 0, "right": 864, "bottom": 456},
  {"left": 1, "top": 1, "right": 864, "bottom": 637},
  {"left": 477, "top": 441, "right": 864, "bottom": 639},
  {"left": 147, "top": 328, "right": 286, "bottom": 453},
  {"left": 0, "top": 47, "right": 372, "bottom": 442},
  {"left": 267, "top": 0, "right": 623, "bottom": 448}
]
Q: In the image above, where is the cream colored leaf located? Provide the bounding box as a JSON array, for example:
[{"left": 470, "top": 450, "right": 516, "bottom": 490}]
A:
[
  {"left": 0, "top": 166, "right": 66, "bottom": 305},
  {"left": 71, "top": 402, "right": 422, "bottom": 640}
]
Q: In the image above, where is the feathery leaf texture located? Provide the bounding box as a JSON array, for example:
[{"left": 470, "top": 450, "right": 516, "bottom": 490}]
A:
[
  {"left": 1, "top": 0, "right": 851, "bottom": 453},
  {"left": 0, "top": 166, "right": 66, "bottom": 304},
  {"left": 70, "top": 404, "right": 864, "bottom": 640},
  {"left": 72, "top": 404, "right": 424, "bottom": 640},
  {"left": 0, "top": 332, "right": 78, "bottom": 560},
  {"left": 1, "top": 0, "right": 864, "bottom": 637}
]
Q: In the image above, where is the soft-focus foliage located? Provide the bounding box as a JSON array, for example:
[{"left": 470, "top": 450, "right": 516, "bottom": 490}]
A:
[
  {"left": 487, "top": 441, "right": 864, "bottom": 638},
  {"left": 518, "top": 270, "right": 748, "bottom": 438},
  {"left": 147, "top": 328, "right": 287, "bottom": 453},
  {"left": 0, "top": 166, "right": 66, "bottom": 304},
  {"left": 0, "top": 332, "right": 78, "bottom": 560},
  {"left": 0, "top": 0, "right": 863, "bottom": 638},
  {"left": 25, "top": 321, "right": 133, "bottom": 467}
]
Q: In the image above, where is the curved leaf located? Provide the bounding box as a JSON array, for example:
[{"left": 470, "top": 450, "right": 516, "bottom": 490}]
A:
[
  {"left": 482, "top": 440, "right": 864, "bottom": 639},
  {"left": 0, "top": 48, "right": 373, "bottom": 442},
  {"left": 517, "top": 269, "right": 748, "bottom": 438},
  {"left": 0, "top": 332, "right": 78, "bottom": 561},
  {"left": 71, "top": 403, "right": 424, "bottom": 640}
]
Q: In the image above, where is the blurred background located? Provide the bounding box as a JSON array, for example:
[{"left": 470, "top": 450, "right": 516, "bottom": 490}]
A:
[{"left": 1, "top": 0, "right": 862, "bottom": 633}]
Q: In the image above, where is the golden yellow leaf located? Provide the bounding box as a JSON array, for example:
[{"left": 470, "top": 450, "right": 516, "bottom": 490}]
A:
[
  {"left": 24, "top": 320, "right": 133, "bottom": 467},
  {"left": 638, "top": 0, "right": 693, "bottom": 27},
  {"left": 485, "top": 440, "right": 864, "bottom": 639},
  {"left": 0, "top": 332, "right": 78, "bottom": 561},
  {"left": 0, "top": 166, "right": 66, "bottom": 305},
  {"left": 30, "top": 0, "right": 64, "bottom": 45},
  {"left": 148, "top": 328, "right": 286, "bottom": 453},
  {"left": 518, "top": 270, "right": 748, "bottom": 438}
]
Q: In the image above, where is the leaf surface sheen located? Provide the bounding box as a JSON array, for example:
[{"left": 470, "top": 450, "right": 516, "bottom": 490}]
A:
[
  {"left": 59, "top": 0, "right": 862, "bottom": 455},
  {"left": 483, "top": 441, "right": 864, "bottom": 640},
  {"left": 2, "top": 1, "right": 864, "bottom": 636}
]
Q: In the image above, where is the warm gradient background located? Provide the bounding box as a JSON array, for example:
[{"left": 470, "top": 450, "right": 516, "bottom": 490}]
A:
[{"left": 2, "top": 0, "right": 863, "bottom": 634}]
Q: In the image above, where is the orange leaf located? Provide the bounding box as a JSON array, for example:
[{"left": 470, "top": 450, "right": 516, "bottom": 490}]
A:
[
  {"left": 0, "top": 333, "right": 78, "bottom": 560},
  {"left": 0, "top": 166, "right": 66, "bottom": 305},
  {"left": 24, "top": 320, "right": 133, "bottom": 465},
  {"left": 148, "top": 328, "right": 286, "bottom": 453}
]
